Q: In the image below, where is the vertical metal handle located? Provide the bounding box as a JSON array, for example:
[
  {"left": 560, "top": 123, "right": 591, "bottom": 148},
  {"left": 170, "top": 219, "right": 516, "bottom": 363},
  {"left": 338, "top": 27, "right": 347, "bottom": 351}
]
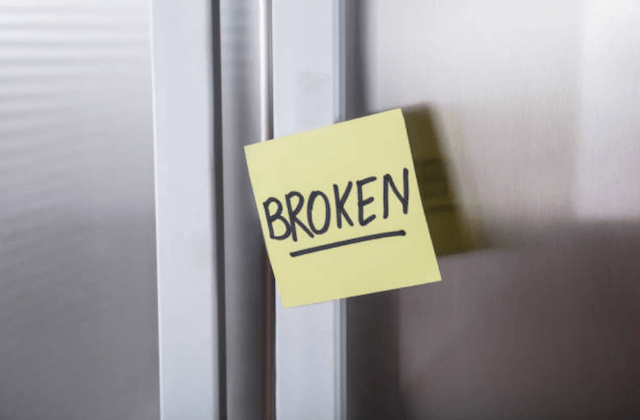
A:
[{"left": 259, "top": 3, "right": 275, "bottom": 420}]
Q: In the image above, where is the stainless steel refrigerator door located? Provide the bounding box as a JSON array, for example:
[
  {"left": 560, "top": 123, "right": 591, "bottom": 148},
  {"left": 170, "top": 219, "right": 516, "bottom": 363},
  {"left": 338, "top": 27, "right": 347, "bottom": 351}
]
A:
[
  {"left": 0, "top": 1, "right": 158, "bottom": 419},
  {"left": 346, "top": 1, "right": 640, "bottom": 418}
]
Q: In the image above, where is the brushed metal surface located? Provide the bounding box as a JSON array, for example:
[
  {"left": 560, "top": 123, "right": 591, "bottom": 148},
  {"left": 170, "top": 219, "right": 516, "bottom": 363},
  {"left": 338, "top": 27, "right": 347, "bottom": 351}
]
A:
[
  {"left": 346, "top": 1, "right": 640, "bottom": 418},
  {"left": 220, "top": 1, "right": 271, "bottom": 419},
  {"left": 0, "top": 1, "right": 158, "bottom": 419}
]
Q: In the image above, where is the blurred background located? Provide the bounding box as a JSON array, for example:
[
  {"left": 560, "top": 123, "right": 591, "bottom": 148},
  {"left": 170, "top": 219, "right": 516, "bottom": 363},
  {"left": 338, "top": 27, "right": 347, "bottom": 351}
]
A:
[{"left": 2, "top": 0, "right": 640, "bottom": 419}]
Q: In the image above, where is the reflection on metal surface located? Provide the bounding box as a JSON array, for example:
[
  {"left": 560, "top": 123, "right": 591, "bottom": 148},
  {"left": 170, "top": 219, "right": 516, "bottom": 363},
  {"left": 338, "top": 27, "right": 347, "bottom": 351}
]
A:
[
  {"left": 259, "top": 1, "right": 275, "bottom": 418},
  {"left": 346, "top": 1, "right": 640, "bottom": 418},
  {"left": 220, "top": 0, "right": 271, "bottom": 419},
  {"left": 0, "top": 1, "right": 157, "bottom": 419}
]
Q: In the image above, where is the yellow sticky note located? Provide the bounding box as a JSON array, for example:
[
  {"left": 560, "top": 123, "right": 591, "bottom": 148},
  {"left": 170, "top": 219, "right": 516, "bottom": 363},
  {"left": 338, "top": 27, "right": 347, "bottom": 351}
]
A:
[{"left": 245, "top": 109, "right": 441, "bottom": 307}]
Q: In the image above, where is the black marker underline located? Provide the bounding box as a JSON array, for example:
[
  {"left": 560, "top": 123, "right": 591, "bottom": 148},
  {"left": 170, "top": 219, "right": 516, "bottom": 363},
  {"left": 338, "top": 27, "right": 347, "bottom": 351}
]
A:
[{"left": 289, "top": 230, "right": 406, "bottom": 257}]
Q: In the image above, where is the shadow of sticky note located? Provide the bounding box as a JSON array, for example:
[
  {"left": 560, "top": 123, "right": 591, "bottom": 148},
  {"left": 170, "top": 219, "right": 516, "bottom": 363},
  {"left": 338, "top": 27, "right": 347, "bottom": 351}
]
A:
[{"left": 403, "top": 107, "right": 483, "bottom": 256}]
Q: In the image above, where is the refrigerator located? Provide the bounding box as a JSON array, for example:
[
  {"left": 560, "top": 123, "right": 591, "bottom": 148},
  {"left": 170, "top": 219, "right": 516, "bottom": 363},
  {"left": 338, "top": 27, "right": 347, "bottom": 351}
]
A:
[{"left": 152, "top": 1, "right": 640, "bottom": 419}]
